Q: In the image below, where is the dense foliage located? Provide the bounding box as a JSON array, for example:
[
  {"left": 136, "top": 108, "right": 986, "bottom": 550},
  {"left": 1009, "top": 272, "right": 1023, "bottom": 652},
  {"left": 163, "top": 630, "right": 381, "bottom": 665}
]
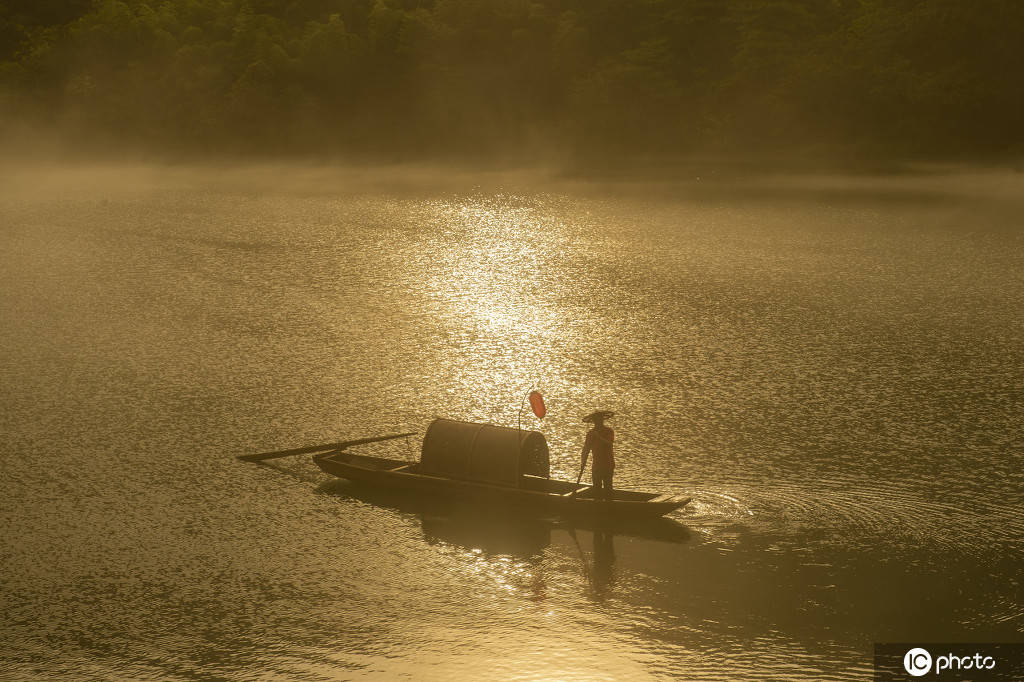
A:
[{"left": 2, "top": 0, "right": 1021, "bottom": 159}]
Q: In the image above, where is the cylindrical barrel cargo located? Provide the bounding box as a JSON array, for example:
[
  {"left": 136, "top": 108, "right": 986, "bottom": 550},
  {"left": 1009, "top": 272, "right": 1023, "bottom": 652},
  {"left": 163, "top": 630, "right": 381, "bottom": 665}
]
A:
[{"left": 420, "top": 418, "right": 550, "bottom": 486}]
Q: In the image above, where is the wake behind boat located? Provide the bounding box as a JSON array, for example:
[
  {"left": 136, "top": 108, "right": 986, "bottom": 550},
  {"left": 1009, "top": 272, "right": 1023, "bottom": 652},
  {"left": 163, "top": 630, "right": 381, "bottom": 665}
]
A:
[{"left": 243, "top": 418, "right": 691, "bottom": 519}]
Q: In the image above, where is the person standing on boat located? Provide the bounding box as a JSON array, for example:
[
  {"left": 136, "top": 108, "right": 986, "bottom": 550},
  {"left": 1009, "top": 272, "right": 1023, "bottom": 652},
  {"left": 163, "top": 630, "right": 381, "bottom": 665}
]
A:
[{"left": 582, "top": 410, "right": 615, "bottom": 501}]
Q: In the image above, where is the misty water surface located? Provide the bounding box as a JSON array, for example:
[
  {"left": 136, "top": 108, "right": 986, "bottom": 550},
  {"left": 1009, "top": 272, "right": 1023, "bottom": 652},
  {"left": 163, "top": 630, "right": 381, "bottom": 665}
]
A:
[{"left": 1, "top": 164, "right": 1021, "bottom": 680}]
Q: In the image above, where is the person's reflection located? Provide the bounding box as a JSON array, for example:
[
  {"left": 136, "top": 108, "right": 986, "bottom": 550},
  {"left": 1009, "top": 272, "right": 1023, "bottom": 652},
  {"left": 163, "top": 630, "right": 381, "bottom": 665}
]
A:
[
  {"left": 568, "top": 526, "right": 619, "bottom": 599},
  {"left": 590, "top": 529, "right": 617, "bottom": 599}
]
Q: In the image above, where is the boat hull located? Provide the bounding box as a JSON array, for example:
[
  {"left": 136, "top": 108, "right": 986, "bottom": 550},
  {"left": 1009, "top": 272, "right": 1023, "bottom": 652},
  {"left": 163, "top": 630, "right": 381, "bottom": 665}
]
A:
[{"left": 313, "top": 451, "right": 690, "bottom": 519}]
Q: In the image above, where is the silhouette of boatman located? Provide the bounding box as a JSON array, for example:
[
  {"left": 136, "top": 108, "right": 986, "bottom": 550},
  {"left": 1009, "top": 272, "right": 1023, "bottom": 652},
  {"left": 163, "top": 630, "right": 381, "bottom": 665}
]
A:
[{"left": 581, "top": 410, "right": 615, "bottom": 501}]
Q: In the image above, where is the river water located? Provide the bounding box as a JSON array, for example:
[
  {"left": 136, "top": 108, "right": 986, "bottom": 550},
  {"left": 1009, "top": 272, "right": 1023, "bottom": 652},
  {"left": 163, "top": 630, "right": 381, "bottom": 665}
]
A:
[{"left": 2, "top": 164, "right": 1021, "bottom": 680}]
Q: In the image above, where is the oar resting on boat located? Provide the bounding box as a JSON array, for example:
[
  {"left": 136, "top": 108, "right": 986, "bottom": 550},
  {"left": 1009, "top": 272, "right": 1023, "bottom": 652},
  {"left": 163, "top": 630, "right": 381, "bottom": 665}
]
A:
[{"left": 238, "top": 432, "right": 416, "bottom": 462}]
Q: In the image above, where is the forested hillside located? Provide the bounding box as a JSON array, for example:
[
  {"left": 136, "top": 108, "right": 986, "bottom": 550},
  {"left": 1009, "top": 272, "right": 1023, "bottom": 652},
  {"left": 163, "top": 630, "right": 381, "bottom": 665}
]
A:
[{"left": 2, "top": 0, "right": 1021, "bottom": 160}]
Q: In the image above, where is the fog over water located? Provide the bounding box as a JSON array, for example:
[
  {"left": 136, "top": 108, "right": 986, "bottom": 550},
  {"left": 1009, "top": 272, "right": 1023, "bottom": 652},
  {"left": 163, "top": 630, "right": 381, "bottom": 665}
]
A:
[{"left": 1, "top": 163, "right": 1022, "bottom": 680}]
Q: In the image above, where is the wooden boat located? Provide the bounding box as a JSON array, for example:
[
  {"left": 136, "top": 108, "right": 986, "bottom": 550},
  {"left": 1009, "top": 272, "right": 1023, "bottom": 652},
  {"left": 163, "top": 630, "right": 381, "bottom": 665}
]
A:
[
  {"left": 307, "top": 418, "right": 691, "bottom": 519},
  {"left": 322, "top": 479, "right": 692, "bottom": 544}
]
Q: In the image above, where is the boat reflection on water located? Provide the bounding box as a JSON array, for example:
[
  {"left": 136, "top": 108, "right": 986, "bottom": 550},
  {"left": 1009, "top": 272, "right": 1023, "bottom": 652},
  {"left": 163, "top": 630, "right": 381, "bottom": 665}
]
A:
[
  {"left": 419, "top": 509, "right": 552, "bottom": 558},
  {"left": 316, "top": 479, "right": 690, "bottom": 599}
]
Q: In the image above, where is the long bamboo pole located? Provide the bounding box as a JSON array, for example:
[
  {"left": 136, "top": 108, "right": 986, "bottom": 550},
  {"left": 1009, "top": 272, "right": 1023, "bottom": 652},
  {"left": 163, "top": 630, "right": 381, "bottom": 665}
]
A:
[{"left": 238, "top": 432, "right": 416, "bottom": 462}]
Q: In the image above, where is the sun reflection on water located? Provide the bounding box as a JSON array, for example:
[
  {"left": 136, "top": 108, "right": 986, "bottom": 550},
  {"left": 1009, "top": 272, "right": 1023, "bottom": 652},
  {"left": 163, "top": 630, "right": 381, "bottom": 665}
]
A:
[
  {"left": 430, "top": 197, "right": 565, "bottom": 340},
  {"left": 413, "top": 195, "right": 596, "bottom": 461}
]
